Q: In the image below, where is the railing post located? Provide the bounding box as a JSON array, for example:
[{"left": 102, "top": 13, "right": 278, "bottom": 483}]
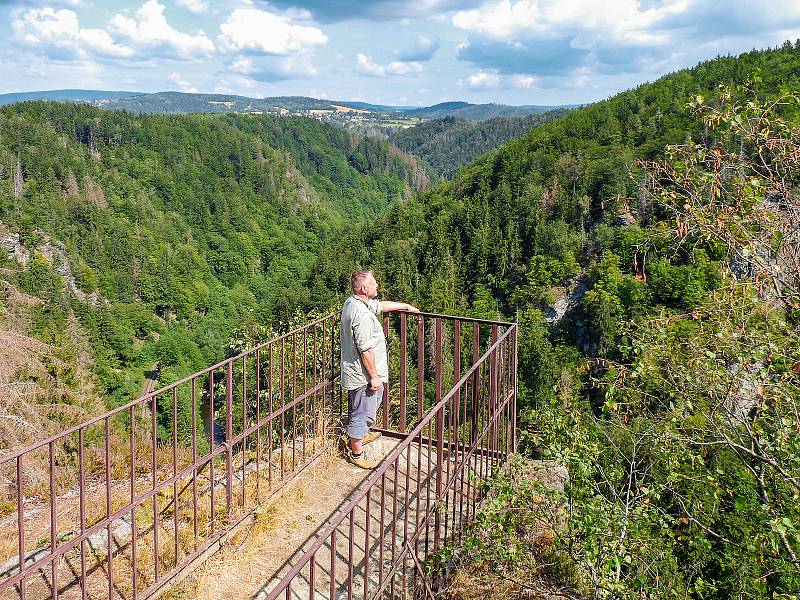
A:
[
  {"left": 434, "top": 318, "right": 444, "bottom": 552},
  {"left": 490, "top": 325, "right": 499, "bottom": 459},
  {"left": 383, "top": 315, "right": 390, "bottom": 428},
  {"left": 471, "top": 322, "right": 479, "bottom": 445},
  {"left": 400, "top": 312, "right": 408, "bottom": 432},
  {"left": 512, "top": 325, "right": 518, "bottom": 454},
  {"left": 226, "top": 361, "right": 234, "bottom": 518}
]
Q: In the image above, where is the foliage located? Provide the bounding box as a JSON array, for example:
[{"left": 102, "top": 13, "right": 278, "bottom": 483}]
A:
[
  {"left": 0, "top": 101, "right": 422, "bottom": 408},
  {"left": 390, "top": 110, "right": 569, "bottom": 178}
]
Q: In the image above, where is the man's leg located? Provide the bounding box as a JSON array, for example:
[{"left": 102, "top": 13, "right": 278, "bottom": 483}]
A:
[{"left": 346, "top": 384, "right": 383, "bottom": 466}]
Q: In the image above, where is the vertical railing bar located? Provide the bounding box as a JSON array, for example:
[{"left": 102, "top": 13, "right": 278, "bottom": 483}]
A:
[
  {"left": 303, "top": 327, "right": 308, "bottom": 460},
  {"left": 321, "top": 319, "right": 327, "bottom": 442},
  {"left": 417, "top": 317, "right": 424, "bottom": 424},
  {"left": 105, "top": 415, "right": 114, "bottom": 595},
  {"left": 226, "top": 361, "right": 234, "bottom": 519},
  {"left": 243, "top": 355, "right": 248, "bottom": 507},
  {"left": 513, "top": 326, "right": 518, "bottom": 454},
  {"left": 330, "top": 529, "right": 336, "bottom": 600},
  {"left": 191, "top": 378, "right": 199, "bottom": 551},
  {"left": 364, "top": 488, "right": 371, "bottom": 600},
  {"left": 151, "top": 397, "right": 159, "bottom": 583},
  {"left": 424, "top": 416, "right": 433, "bottom": 558},
  {"left": 348, "top": 510, "right": 354, "bottom": 600},
  {"left": 312, "top": 323, "right": 317, "bottom": 455},
  {"left": 210, "top": 370, "right": 216, "bottom": 534},
  {"left": 49, "top": 440, "right": 57, "bottom": 600},
  {"left": 471, "top": 323, "right": 479, "bottom": 447},
  {"left": 172, "top": 387, "right": 180, "bottom": 570},
  {"left": 280, "top": 339, "right": 285, "bottom": 481},
  {"left": 391, "top": 461, "right": 400, "bottom": 598},
  {"left": 16, "top": 455, "right": 25, "bottom": 600},
  {"left": 451, "top": 320, "right": 461, "bottom": 543},
  {"left": 378, "top": 472, "right": 386, "bottom": 594},
  {"left": 382, "top": 315, "right": 390, "bottom": 429},
  {"left": 129, "top": 407, "right": 137, "bottom": 600},
  {"left": 291, "top": 333, "right": 297, "bottom": 472},
  {"left": 433, "top": 318, "right": 443, "bottom": 553},
  {"left": 402, "top": 446, "right": 411, "bottom": 600},
  {"left": 309, "top": 552, "right": 316, "bottom": 600},
  {"left": 269, "top": 343, "right": 275, "bottom": 488},
  {"left": 256, "top": 348, "right": 262, "bottom": 500},
  {"left": 491, "top": 324, "right": 499, "bottom": 462},
  {"left": 399, "top": 312, "right": 407, "bottom": 433},
  {"left": 80, "top": 426, "right": 88, "bottom": 600}
]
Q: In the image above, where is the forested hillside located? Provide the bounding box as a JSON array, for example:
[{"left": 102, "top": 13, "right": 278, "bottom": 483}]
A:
[
  {"left": 0, "top": 102, "right": 426, "bottom": 420},
  {"left": 307, "top": 43, "right": 800, "bottom": 597},
  {"left": 390, "top": 110, "right": 570, "bottom": 178}
]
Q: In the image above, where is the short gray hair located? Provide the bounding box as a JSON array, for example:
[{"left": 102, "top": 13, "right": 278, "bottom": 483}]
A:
[{"left": 350, "top": 270, "right": 373, "bottom": 292}]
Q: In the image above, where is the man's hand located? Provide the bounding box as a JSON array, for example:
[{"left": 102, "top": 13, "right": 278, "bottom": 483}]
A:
[
  {"left": 369, "top": 375, "right": 381, "bottom": 392},
  {"left": 380, "top": 301, "right": 421, "bottom": 313}
]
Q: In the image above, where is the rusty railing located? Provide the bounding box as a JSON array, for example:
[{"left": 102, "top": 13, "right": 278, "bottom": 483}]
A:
[
  {"left": 0, "top": 310, "right": 517, "bottom": 600},
  {"left": 0, "top": 313, "right": 340, "bottom": 600},
  {"left": 264, "top": 311, "right": 518, "bottom": 599}
]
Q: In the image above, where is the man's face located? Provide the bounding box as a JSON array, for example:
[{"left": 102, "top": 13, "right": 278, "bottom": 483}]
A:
[{"left": 365, "top": 274, "right": 379, "bottom": 298}]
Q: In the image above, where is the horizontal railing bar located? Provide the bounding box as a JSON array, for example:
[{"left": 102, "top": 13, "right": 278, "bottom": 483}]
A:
[
  {"left": 263, "top": 323, "right": 516, "bottom": 600},
  {"left": 413, "top": 311, "right": 513, "bottom": 327},
  {"left": 0, "top": 312, "right": 340, "bottom": 463}
]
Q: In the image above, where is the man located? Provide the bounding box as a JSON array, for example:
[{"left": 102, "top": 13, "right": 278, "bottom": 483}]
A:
[{"left": 340, "top": 270, "right": 419, "bottom": 469}]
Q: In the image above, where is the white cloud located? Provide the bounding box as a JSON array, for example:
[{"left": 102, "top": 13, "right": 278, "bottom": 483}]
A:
[
  {"left": 356, "top": 53, "right": 424, "bottom": 77},
  {"left": 458, "top": 68, "right": 539, "bottom": 90},
  {"left": 169, "top": 72, "right": 198, "bottom": 92},
  {"left": 13, "top": 1, "right": 216, "bottom": 64},
  {"left": 219, "top": 8, "right": 327, "bottom": 55},
  {"left": 452, "top": 0, "right": 673, "bottom": 44},
  {"left": 109, "top": 0, "right": 215, "bottom": 59},
  {"left": 174, "top": 0, "right": 209, "bottom": 14},
  {"left": 12, "top": 7, "right": 134, "bottom": 60}
]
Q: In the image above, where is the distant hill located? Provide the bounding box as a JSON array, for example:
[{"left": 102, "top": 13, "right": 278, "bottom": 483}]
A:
[
  {"left": 391, "top": 109, "right": 571, "bottom": 178},
  {"left": 401, "top": 101, "right": 562, "bottom": 120},
  {"left": 0, "top": 89, "right": 141, "bottom": 105},
  {"left": 0, "top": 90, "right": 566, "bottom": 121}
]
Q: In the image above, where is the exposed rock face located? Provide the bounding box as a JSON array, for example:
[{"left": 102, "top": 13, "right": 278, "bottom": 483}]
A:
[
  {"left": 0, "top": 221, "right": 101, "bottom": 305},
  {"left": 526, "top": 460, "right": 570, "bottom": 493},
  {"left": 545, "top": 275, "right": 589, "bottom": 325},
  {"left": 0, "top": 226, "right": 29, "bottom": 265}
]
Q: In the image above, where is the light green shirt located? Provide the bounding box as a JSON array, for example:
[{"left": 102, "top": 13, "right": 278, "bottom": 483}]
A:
[{"left": 340, "top": 295, "right": 388, "bottom": 390}]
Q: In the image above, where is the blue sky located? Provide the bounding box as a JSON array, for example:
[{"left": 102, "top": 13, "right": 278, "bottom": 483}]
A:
[{"left": 2, "top": 0, "right": 800, "bottom": 106}]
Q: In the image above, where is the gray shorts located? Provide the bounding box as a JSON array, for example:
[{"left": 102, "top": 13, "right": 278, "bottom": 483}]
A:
[{"left": 346, "top": 383, "right": 383, "bottom": 440}]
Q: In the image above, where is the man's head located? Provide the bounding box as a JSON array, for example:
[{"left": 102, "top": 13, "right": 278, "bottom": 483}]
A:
[{"left": 351, "top": 270, "right": 378, "bottom": 299}]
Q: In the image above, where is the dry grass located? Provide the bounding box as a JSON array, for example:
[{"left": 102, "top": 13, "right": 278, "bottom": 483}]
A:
[{"left": 0, "top": 277, "right": 106, "bottom": 501}]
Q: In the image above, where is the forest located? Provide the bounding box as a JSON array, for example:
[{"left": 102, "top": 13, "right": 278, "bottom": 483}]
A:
[
  {"left": 2, "top": 41, "right": 800, "bottom": 598},
  {"left": 389, "top": 109, "right": 570, "bottom": 178}
]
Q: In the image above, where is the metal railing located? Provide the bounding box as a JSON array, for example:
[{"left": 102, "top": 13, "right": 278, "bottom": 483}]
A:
[
  {"left": 0, "top": 310, "right": 517, "bottom": 600},
  {"left": 264, "top": 312, "right": 518, "bottom": 599},
  {"left": 0, "top": 313, "right": 340, "bottom": 600}
]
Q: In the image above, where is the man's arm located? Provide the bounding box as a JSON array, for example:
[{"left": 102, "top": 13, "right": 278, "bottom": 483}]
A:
[
  {"left": 380, "top": 300, "right": 420, "bottom": 313},
  {"left": 360, "top": 348, "right": 381, "bottom": 391}
]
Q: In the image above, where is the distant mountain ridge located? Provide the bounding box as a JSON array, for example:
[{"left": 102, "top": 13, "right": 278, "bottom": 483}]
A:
[
  {"left": 0, "top": 89, "right": 566, "bottom": 121},
  {"left": 0, "top": 89, "right": 142, "bottom": 105}
]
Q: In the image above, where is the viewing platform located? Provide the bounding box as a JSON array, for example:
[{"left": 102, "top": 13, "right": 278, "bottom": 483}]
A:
[{"left": 0, "top": 311, "right": 518, "bottom": 600}]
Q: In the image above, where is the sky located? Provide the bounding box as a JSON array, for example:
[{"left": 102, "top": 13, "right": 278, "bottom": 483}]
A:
[{"left": 2, "top": 0, "right": 800, "bottom": 106}]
